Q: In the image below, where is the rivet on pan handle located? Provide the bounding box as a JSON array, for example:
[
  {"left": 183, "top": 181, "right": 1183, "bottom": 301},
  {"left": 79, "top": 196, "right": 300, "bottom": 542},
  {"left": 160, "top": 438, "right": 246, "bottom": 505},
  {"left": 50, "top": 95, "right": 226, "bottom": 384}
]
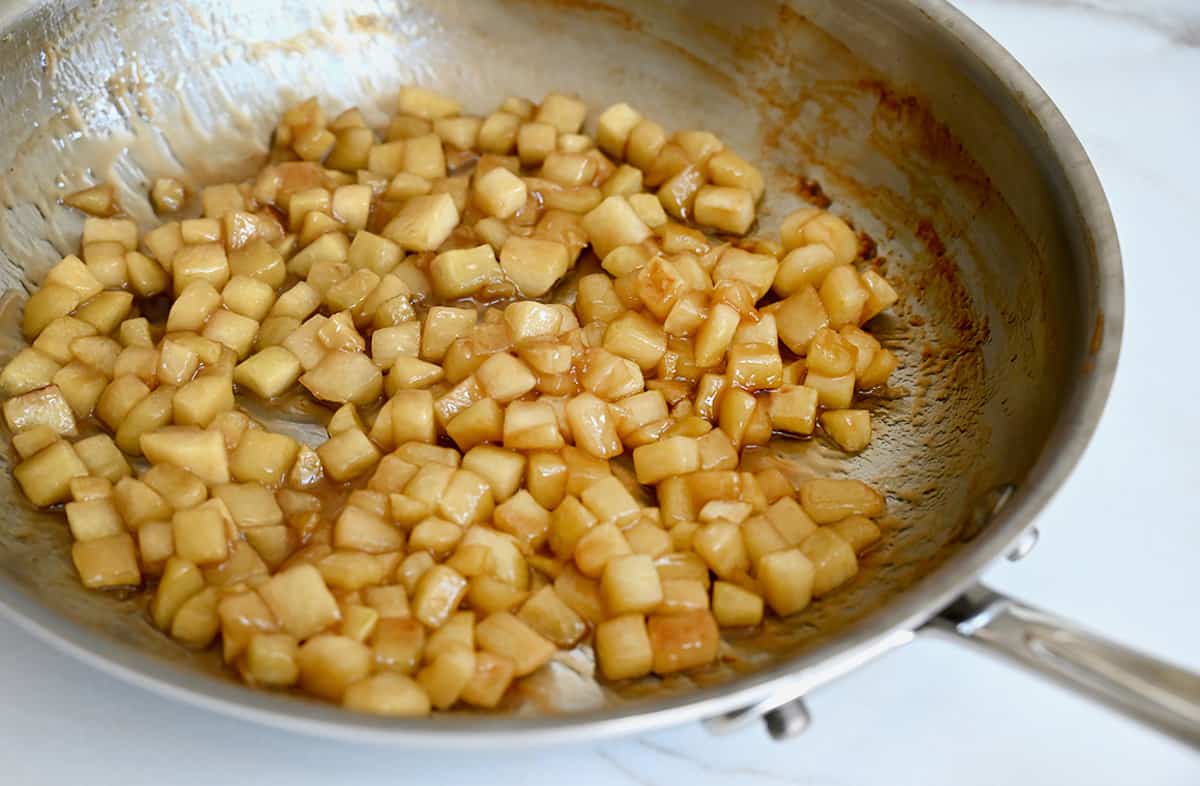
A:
[{"left": 702, "top": 628, "right": 914, "bottom": 738}]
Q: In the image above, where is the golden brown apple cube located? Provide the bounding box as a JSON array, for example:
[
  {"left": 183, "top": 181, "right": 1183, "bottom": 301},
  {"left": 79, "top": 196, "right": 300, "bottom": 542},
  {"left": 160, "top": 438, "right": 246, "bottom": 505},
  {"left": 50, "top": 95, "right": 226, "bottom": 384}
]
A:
[
  {"left": 602, "top": 311, "right": 666, "bottom": 372},
  {"left": 373, "top": 325, "right": 422, "bottom": 373},
  {"left": 257, "top": 563, "right": 341, "bottom": 639},
  {"left": 167, "top": 375, "right": 229, "bottom": 428},
  {"left": 79, "top": 216, "right": 136, "bottom": 250},
  {"left": 385, "top": 389, "right": 435, "bottom": 445},
  {"left": 741, "top": 514, "right": 790, "bottom": 565},
  {"left": 172, "top": 243, "right": 230, "bottom": 295},
  {"left": 244, "top": 632, "right": 302, "bottom": 688},
  {"left": 517, "top": 585, "right": 587, "bottom": 648},
  {"left": 520, "top": 451, "right": 564, "bottom": 511},
  {"left": 0, "top": 348, "right": 61, "bottom": 398},
  {"left": 331, "top": 510, "right": 399, "bottom": 561},
  {"left": 768, "top": 384, "right": 819, "bottom": 436},
  {"left": 300, "top": 350, "right": 383, "bottom": 406},
  {"left": 826, "top": 517, "right": 880, "bottom": 555},
  {"left": 233, "top": 346, "right": 302, "bottom": 399},
  {"left": 548, "top": 495, "right": 597, "bottom": 559},
  {"left": 804, "top": 370, "right": 854, "bottom": 410},
  {"left": 407, "top": 517, "right": 463, "bottom": 559},
  {"left": 773, "top": 245, "right": 837, "bottom": 298},
  {"left": 687, "top": 303, "right": 736, "bottom": 369},
  {"left": 715, "top": 387, "right": 754, "bottom": 448},
  {"left": 818, "top": 265, "right": 869, "bottom": 328},
  {"left": 317, "top": 550, "right": 389, "bottom": 590},
  {"left": 382, "top": 193, "right": 459, "bottom": 252},
  {"left": 344, "top": 234, "right": 402, "bottom": 280},
  {"left": 438, "top": 468, "right": 495, "bottom": 527},
  {"left": 140, "top": 426, "right": 229, "bottom": 485},
  {"left": 573, "top": 521, "right": 632, "bottom": 579},
  {"left": 21, "top": 284, "right": 81, "bottom": 341},
  {"left": 444, "top": 397, "right": 503, "bottom": 450},
  {"left": 397, "top": 85, "right": 461, "bottom": 120},
  {"left": 344, "top": 672, "right": 431, "bottom": 716},
  {"left": 821, "top": 409, "right": 872, "bottom": 453},
  {"left": 757, "top": 548, "right": 815, "bottom": 616},
  {"left": 577, "top": 476, "right": 639, "bottom": 530},
  {"left": 169, "top": 585, "right": 220, "bottom": 648},
  {"left": 496, "top": 236, "right": 569, "bottom": 298},
  {"left": 211, "top": 483, "right": 282, "bottom": 529},
  {"left": 477, "top": 110, "right": 521, "bottom": 154},
  {"left": 434, "top": 115, "right": 481, "bottom": 151},
  {"left": 430, "top": 244, "right": 502, "bottom": 299},
  {"left": 580, "top": 347, "right": 644, "bottom": 402},
  {"left": 858, "top": 348, "right": 898, "bottom": 390},
  {"left": 64, "top": 497, "right": 124, "bottom": 542},
  {"left": 171, "top": 506, "right": 229, "bottom": 565},
  {"left": 773, "top": 286, "right": 829, "bottom": 356},
  {"left": 33, "top": 316, "right": 96, "bottom": 365},
  {"left": 692, "top": 520, "right": 750, "bottom": 579},
  {"left": 601, "top": 164, "right": 643, "bottom": 198},
  {"left": 449, "top": 650, "right": 514, "bottom": 710},
  {"left": 799, "top": 478, "right": 885, "bottom": 524},
  {"left": 531, "top": 92, "right": 585, "bottom": 134},
  {"left": 226, "top": 236, "right": 285, "bottom": 288},
  {"left": 476, "top": 611, "right": 556, "bottom": 677},
  {"left": 44, "top": 255, "right": 103, "bottom": 305},
  {"left": 540, "top": 152, "right": 595, "bottom": 188},
  {"left": 801, "top": 528, "right": 859, "bottom": 596},
  {"left": 693, "top": 185, "right": 755, "bottom": 235},
  {"left": 412, "top": 564, "right": 468, "bottom": 628},
  {"left": 631, "top": 435, "right": 701, "bottom": 485},
  {"left": 370, "top": 616, "right": 424, "bottom": 674},
  {"left": 111, "top": 480, "right": 170, "bottom": 533},
  {"left": 419, "top": 306, "right": 476, "bottom": 363},
  {"left": 595, "top": 614, "right": 652, "bottom": 680},
  {"left": 367, "top": 140, "right": 407, "bottom": 177},
  {"left": 601, "top": 553, "right": 663, "bottom": 616},
  {"left": 163, "top": 281, "right": 220, "bottom": 334},
  {"left": 12, "top": 425, "right": 59, "bottom": 460},
  {"left": 313, "top": 428, "right": 378, "bottom": 483},
  {"left": 500, "top": 400, "right": 561, "bottom": 450},
  {"left": 416, "top": 646, "right": 475, "bottom": 710},
  {"left": 645, "top": 609, "right": 719, "bottom": 675},
  {"left": 725, "top": 342, "right": 781, "bottom": 392},
  {"left": 358, "top": 585, "right": 408, "bottom": 620},
  {"left": 423, "top": 609, "right": 474, "bottom": 662},
  {"left": 562, "top": 393, "right": 620, "bottom": 459},
  {"left": 581, "top": 196, "right": 652, "bottom": 259},
  {"left": 137, "top": 519, "right": 174, "bottom": 569},
  {"left": 858, "top": 271, "right": 898, "bottom": 323},
  {"left": 472, "top": 166, "right": 526, "bottom": 219},
  {"left": 295, "top": 634, "right": 372, "bottom": 701},
  {"left": 655, "top": 577, "right": 707, "bottom": 616},
  {"left": 467, "top": 575, "right": 529, "bottom": 616},
  {"left": 51, "top": 361, "right": 107, "bottom": 419},
  {"left": 705, "top": 148, "right": 764, "bottom": 199},
  {"left": 515, "top": 121, "right": 555, "bottom": 166},
  {"left": 227, "top": 429, "right": 298, "bottom": 487},
  {"left": 74, "top": 291, "right": 133, "bottom": 336},
  {"left": 593, "top": 101, "right": 640, "bottom": 158},
  {"left": 3, "top": 384, "right": 77, "bottom": 437},
  {"left": 141, "top": 464, "right": 205, "bottom": 512},
  {"left": 711, "top": 579, "right": 764, "bottom": 628},
  {"left": 575, "top": 273, "right": 623, "bottom": 325},
  {"left": 14, "top": 439, "right": 88, "bottom": 506},
  {"left": 65, "top": 182, "right": 117, "bottom": 216},
  {"left": 487, "top": 490, "right": 547, "bottom": 550}
]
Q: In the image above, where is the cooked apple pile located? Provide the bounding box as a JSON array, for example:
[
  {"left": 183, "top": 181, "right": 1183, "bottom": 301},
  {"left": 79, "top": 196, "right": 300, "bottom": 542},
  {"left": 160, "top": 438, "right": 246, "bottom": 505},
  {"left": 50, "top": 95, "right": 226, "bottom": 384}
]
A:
[{"left": 2, "top": 87, "right": 898, "bottom": 715}]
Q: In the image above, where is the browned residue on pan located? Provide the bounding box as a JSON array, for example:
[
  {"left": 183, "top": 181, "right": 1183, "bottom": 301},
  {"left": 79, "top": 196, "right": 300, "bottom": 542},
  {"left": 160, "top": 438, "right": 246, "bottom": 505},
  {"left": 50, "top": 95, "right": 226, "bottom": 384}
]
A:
[
  {"left": 793, "top": 176, "right": 832, "bottom": 208},
  {"left": 1090, "top": 311, "right": 1104, "bottom": 354}
]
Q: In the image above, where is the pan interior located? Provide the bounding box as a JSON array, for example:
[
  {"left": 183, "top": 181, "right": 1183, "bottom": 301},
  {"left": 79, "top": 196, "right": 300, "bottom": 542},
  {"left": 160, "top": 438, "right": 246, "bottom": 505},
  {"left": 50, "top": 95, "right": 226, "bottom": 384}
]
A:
[{"left": 0, "top": 0, "right": 1089, "bottom": 713}]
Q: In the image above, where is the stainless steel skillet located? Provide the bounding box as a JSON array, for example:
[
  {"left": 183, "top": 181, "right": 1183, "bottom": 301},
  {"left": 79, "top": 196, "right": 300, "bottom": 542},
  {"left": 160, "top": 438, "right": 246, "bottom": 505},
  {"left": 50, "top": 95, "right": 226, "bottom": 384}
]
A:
[{"left": 0, "top": 0, "right": 1195, "bottom": 747}]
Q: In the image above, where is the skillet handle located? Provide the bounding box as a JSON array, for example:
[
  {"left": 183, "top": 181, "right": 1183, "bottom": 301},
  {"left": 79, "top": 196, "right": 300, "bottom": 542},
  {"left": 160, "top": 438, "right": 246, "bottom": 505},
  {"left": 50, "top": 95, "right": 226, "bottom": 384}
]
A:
[{"left": 928, "top": 582, "right": 1200, "bottom": 748}]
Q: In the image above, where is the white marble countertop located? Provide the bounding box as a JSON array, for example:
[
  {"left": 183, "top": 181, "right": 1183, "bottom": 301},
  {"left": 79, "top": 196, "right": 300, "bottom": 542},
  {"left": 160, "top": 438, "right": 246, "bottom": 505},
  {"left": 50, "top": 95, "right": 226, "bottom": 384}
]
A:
[{"left": 2, "top": 1, "right": 1199, "bottom": 784}]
